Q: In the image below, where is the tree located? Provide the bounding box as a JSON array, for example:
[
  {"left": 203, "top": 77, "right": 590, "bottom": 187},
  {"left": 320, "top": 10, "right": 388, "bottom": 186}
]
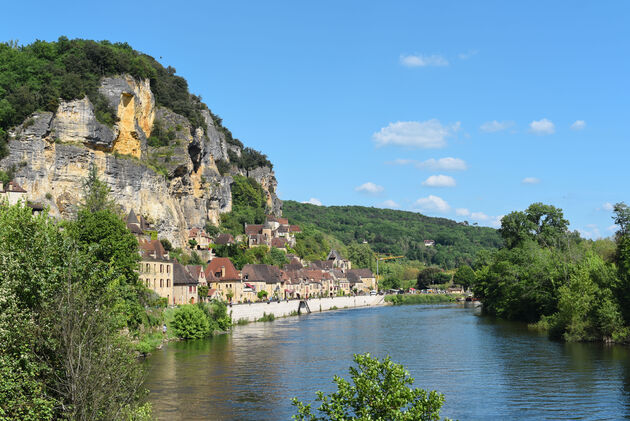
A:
[
  {"left": 499, "top": 203, "right": 569, "bottom": 249},
  {"left": 417, "top": 267, "right": 443, "bottom": 290},
  {"left": 258, "top": 290, "right": 268, "bottom": 301},
  {"left": 171, "top": 305, "right": 210, "bottom": 339},
  {"left": 80, "top": 163, "right": 116, "bottom": 213},
  {"left": 292, "top": 353, "right": 447, "bottom": 421},
  {"left": 347, "top": 242, "right": 374, "bottom": 271},
  {"left": 453, "top": 265, "right": 475, "bottom": 291}
]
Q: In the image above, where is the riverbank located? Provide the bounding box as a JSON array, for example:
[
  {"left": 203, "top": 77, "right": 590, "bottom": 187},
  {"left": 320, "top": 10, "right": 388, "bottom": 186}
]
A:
[
  {"left": 385, "top": 293, "right": 461, "bottom": 305},
  {"left": 230, "top": 295, "right": 386, "bottom": 323}
]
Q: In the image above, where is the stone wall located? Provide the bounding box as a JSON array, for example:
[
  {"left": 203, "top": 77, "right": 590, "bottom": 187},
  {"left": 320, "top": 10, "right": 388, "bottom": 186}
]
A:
[{"left": 230, "top": 295, "right": 386, "bottom": 322}]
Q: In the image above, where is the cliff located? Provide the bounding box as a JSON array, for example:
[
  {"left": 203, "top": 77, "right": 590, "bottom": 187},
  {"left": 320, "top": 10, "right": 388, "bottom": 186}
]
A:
[{"left": 1, "top": 74, "right": 280, "bottom": 247}]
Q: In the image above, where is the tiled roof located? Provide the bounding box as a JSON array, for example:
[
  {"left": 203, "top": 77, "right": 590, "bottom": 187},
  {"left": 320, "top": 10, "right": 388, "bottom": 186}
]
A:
[
  {"left": 3, "top": 181, "right": 27, "bottom": 193},
  {"left": 310, "top": 260, "right": 333, "bottom": 270},
  {"left": 271, "top": 237, "right": 287, "bottom": 248},
  {"left": 242, "top": 264, "right": 283, "bottom": 283},
  {"left": 213, "top": 233, "right": 235, "bottom": 245},
  {"left": 245, "top": 224, "right": 263, "bottom": 235},
  {"left": 284, "top": 258, "right": 303, "bottom": 271},
  {"left": 205, "top": 257, "right": 240, "bottom": 281},
  {"left": 139, "top": 239, "right": 167, "bottom": 260},
  {"left": 186, "top": 265, "right": 204, "bottom": 280},
  {"left": 173, "top": 262, "right": 197, "bottom": 286},
  {"left": 327, "top": 249, "right": 343, "bottom": 261},
  {"left": 290, "top": 225, "right": 301, "bottom": 232},
  {"left": 127, "top": 223, "right": 144, "bottom": 235},
  {"left": 126, "top": 209, "right": 139, "bottom": 225},
  {"left": 278, "top": 217, "right": 289, "bottom": 225}
]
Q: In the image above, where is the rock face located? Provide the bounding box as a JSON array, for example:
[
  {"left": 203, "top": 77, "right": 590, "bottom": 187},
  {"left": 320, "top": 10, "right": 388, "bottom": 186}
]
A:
[{"left": 1, "top": 75, "right": 281, "bottom": 247}]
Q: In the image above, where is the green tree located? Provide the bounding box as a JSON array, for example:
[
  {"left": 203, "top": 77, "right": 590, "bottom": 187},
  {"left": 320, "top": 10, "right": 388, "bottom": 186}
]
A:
[
  {"left": 80, "top": 163, "right": 116, "bottom": 213},
  {"left": 453, "top": 265, "right": 475, "bottom": 290},
  {"left": 171, "top": 305, "right": 210, "bottom": 339},
  {"left": 258, "top": 290, "right": 268, "bottom": 300},
  {"left": 347, "top": 242, "right": 374, "bottom": 271},
  {"left": 417, "top": 267, "right": 443, "bottom": 290},
  {"left": 292, "top": 353, "right": 447, "bottom": 421}
]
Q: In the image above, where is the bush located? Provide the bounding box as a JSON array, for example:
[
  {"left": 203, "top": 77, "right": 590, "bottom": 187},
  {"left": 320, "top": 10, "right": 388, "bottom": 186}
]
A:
[
  {"left": 292, "top": 353, "right": 446, "bottom": 420},
  {"left": 258, "top": 312, "right": 275, "bottom": 322},
  {"left": 171, "top": 305, "right": 210, "bottom": 339}
]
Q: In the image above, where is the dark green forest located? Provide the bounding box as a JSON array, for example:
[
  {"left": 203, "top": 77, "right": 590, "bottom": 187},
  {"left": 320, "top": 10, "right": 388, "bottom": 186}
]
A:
[
  {"left": 283, "top": 200, "right": 503, "bottom": 269},
  {"left": 473, "top": 202, "right": 630, "bottom": 343},
  {"left": 0, "top": 37, "right": 271, "bottom": 169}
]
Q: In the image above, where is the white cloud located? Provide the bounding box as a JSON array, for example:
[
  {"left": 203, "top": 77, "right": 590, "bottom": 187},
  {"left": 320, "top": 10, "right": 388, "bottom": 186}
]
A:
[
  {"left": 571, "top": 120, "right": 586, "bottom": 131},
  {"left": 418, "top": 157, "right": 467, "bottom": 171},
  {"left": 529, "top": 118, "right": 555, "bottom": 135},
  {"left": 458, "top": 50, "right": 478, "bottom": 60},
  {"left": 522, "top": 177, "right": 541, "bottom": 184},
  {"left": 456, "top": 208, "right": 470, "bottom": 216},
  {"left": 491, "top": 215, "right": 503, "bottom": 228},
  {"left": 413, "top": 195, "right": 450, "bottom": 213},
  {"left": 579, "top": 224, "right": 602, "bottom": 240},
  {"left": 382, "top": 200, "right": 400, "bottom": 209},
  {"left": 422, "top": 175, "right": 456, "bottom": 187},
  {"left": 355, "top": 182, "right": 384, "bottom": 194},
  {"left": 386, "top": 157, "right": 468, "bottom": 171},
  {"left": 400, "top": 54, "right": 449, "bottom": 67},
  {"left": 303, "top": 198, "right": 322, "bottom": 206},
  {"left": 608, "top": 224, "right": 619, "bottom": 232},
  {"left": 602, "top": 202, "right": 614, "bottom": 211},
  {"left": 373, "top": 119, "right": 460, "bottom": 148},
  {"left": 471, "top": 212, "right": 490, "bottom": 221},
  {"left": 480, "top": 120, "right": 514, "bottom": 133}
]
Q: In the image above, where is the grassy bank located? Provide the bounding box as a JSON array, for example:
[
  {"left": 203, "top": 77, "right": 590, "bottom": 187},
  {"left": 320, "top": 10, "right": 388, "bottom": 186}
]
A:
[{"left": 385, "top": 294, "right": 459, "bottom": 305}]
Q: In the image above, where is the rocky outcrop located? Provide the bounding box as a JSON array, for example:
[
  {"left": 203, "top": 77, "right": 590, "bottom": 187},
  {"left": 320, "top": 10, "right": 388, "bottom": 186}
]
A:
[
  {"left": 2, "top": 74, "right": 281, "bottom": 247},
  {"left": 51, "top": 98, "right": 116, "bottom": 149}
]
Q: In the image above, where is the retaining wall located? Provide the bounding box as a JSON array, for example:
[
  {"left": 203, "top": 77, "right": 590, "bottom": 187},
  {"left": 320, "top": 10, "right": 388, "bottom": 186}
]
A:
[{"left": 229, "top": 295, "right": 385, "bottom": 322}]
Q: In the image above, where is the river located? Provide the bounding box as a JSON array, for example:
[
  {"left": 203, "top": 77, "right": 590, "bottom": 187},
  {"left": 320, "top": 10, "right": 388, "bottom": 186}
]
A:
[{"left": 144, "top": 304, "right": 630, "bottom": 420}]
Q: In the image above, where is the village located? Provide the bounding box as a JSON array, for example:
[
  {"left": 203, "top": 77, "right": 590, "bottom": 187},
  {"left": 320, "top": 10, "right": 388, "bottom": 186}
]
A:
[{"left": 131, "top": 211, "right": 378, "bottom": 307}]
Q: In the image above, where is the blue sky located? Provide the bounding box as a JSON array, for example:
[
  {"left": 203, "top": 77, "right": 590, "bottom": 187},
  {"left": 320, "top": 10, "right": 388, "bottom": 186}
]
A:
[{"left": 3, "top": 1, "right": 629, "bottom": 237}]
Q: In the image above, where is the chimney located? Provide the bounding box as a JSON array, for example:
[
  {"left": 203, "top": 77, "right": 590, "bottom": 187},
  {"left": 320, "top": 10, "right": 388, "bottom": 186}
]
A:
[{"left": 221, "top": 266, "right": 225, "bottom": 278}]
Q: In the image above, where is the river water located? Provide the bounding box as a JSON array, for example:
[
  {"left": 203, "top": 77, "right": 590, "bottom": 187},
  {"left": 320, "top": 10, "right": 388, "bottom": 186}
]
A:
[{"left": 144, "top": 304, "right": 630, "bottom": 420}]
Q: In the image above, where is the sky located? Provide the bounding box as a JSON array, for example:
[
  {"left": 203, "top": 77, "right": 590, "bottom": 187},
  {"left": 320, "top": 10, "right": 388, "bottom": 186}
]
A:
[{"left": 2, "top": 1, "right": 629, "bottom": 238}]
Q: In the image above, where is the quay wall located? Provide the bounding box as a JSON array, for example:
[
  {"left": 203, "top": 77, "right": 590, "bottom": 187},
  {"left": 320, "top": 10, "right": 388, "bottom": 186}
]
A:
[{"left": 229, "top": 295, "right": 386, "bottom": 322}]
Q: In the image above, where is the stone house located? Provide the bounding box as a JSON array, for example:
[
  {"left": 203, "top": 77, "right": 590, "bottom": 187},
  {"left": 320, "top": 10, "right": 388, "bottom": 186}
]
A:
[
  {"left": 213, "top": 233, "right": 235, "bottom": 246},
  {"left": 327, "top": 249, "right": 352, "bottom": 271},
  {"left": 204, "top": 257, "right": 242, "bottom": 303},
  {"left": 242, "top": 264, "right": 285, "bottom": 300},
  {"left": 0, "top": 181, "right": 27, "bottom": 205},
  {"left": 126, "top": 210, "right": 151, "bottom": 242},
  {"left": 346, "top": 269, "right": 377, "bottom": 292},
  {"left": 138, "top": 239, "right": 199, "bottom": 305},
  {"left": 188, "top": 228, "right": 212, "bottom": 250}
]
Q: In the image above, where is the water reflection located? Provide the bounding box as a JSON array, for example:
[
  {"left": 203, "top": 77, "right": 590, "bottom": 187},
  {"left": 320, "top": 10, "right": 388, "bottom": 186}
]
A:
[{"left": 145, "top": 305, "right": 630, "bottom": 420}]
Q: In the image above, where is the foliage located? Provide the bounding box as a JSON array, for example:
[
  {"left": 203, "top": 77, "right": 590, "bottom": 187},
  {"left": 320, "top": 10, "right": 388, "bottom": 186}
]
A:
[
  {"left": 292, "top": 353, "right": 447, "bottom": 421},
  {"left": 220, "top": 175, "right": 267, "bottom": 235},
  {"left": 228, "top": 146, "right": 273, "bottom": 171},
  {"left": 160, "top": 238, "right": 173, "bottom": 251},
  {"left": 258, "top": 290, "right": 269, "bottom": 300},
  {"left": 499, "top": 203, "right": 569, "bottom": 249},
  {"left": 474, "top": 201, "right": 630, "bottom": 344},
  {"left": 170, "top": 304, "right": 210, "bottom": 339},
  {"left": 386, "top": 294, "right": 457, "bottom": 305},
  {"left": 80, "top": 162, "right": 117, "bottom": 213},
  {"left": 283, "top": 201, "right": 502, "bottom": 269},
  {"left": 347, "top": 242, "right": 375, "bottom": 271},
  {"left": 0, "top": 201, "right": 149, "bottom": 419},
  {"left": 453, "top": 265, "right": 475, "bottom": 290},
  {"left": 417, "top": 267, "right": 444, "bottom": 290},
  {"left": 258, "top": 312, "right": 276, "bottom": 322}
]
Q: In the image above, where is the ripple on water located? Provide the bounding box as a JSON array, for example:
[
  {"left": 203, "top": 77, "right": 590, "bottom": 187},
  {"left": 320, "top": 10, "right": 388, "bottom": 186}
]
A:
[{"left": 145, "top": 305, "right": 630, "bottom": 420}]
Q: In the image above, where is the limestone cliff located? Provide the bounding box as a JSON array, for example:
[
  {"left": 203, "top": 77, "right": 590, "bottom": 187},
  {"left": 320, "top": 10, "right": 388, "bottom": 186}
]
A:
[{"left": 1, "top": 74, "right": 280, "bottom": 248}]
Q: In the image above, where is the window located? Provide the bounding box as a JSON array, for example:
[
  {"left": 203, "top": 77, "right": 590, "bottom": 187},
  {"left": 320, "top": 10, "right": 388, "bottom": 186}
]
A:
[
  {"left": 189, "top": 286, "right": 192, "bottom": 293},
  {"left": 146, "top": 264, "right": 150, "bottom": 272},
  {"left": 167, "top": 265, "right": 170, "bottom": 274},
  {"left": 160, "top": 279, "right": 163, "bottom": 288},
  {"left": 160, "top": 264, "right": 163, "bottom": 273},
  {"left": 167, "top": 279, "right": 170, "bottom": 288}
]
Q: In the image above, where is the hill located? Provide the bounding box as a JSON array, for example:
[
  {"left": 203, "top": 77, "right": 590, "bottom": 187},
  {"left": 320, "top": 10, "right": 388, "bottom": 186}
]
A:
[
  {"left": 283, "top": 200, "right": 503, "bottom": 268},
  {"left": 0, "top": 38, "right": 280, "bottom": 247}
]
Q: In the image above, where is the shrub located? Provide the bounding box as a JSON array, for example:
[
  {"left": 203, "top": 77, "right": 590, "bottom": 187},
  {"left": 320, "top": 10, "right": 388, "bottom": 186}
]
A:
[
  {"left": 171, "top": 304, "right": 210, "bottom": 339},
  {"left": 292, "top": 353, "right": 446, "bottom": 420},
  {"left": 258, "top": 312, "right": 275, "bottom": 322}
]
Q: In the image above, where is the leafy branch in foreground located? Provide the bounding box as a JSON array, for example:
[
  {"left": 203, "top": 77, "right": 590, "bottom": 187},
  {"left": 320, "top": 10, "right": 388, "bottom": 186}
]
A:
[{"left": 292, "top": 353, "right": 449, "bottom": 421}]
